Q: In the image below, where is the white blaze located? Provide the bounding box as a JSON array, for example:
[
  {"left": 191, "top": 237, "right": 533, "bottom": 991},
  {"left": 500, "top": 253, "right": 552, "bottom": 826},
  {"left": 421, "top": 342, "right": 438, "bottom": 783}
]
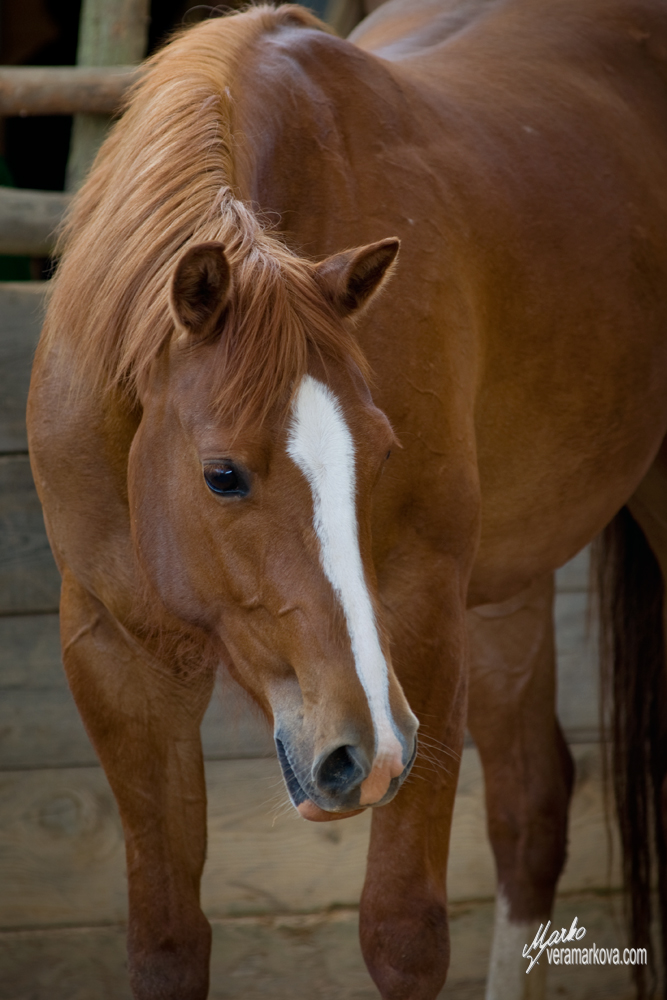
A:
[{"left": 286, "top": 375, "right": 404, "bottom": 785}]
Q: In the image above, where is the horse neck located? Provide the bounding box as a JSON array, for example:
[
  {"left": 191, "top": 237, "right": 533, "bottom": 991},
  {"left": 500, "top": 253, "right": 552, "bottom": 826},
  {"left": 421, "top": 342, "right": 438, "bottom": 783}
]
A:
[{"left": 232, "top": 29, "right": 417, "bottom": 253}]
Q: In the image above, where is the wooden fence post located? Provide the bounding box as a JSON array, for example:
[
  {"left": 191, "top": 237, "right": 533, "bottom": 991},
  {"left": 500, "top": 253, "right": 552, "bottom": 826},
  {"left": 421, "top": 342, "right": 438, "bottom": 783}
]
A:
[{"left": 66, "top": 0, "right": 150, "bottom": 191}]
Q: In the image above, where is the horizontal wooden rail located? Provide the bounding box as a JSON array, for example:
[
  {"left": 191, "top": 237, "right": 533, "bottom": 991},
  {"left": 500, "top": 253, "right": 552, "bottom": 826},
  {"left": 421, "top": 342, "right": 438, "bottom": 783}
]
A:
[
  {"left": 0, "top": 187, "right": 70, "bottom": 256},
  {"left": 0, "top": 66, "right": 138, "bottom": 117}
]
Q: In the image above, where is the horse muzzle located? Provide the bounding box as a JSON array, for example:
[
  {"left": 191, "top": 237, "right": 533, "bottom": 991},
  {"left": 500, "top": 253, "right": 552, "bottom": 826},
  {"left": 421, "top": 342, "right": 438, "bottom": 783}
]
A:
[{"left": 275, "top": 731, "right": 418, "bottom": 822}]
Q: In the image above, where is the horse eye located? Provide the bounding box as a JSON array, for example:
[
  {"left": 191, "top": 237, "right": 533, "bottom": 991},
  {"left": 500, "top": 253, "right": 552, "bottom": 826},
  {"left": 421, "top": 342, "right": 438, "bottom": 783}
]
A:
[
  {"left": 203, "top": 463, "right": 248, "bottom": 497},
  {"left": 385, "top": 450, "right": 391, "bottom": 460}
]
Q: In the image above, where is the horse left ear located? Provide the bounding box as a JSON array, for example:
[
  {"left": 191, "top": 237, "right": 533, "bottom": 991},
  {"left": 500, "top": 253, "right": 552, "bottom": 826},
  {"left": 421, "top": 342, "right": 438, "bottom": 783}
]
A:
[
  {"left": 314, "top": 237, "right": 400, "bottom": 317},
  {"left": 170, "top": 241, "right": 231, "bottom": 339}
]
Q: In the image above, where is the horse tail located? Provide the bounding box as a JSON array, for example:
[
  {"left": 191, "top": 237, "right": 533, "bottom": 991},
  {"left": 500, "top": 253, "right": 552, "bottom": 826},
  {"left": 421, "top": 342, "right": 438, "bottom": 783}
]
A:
[{"left": 596, "top": 506, "right": 667, "bottom": 998}]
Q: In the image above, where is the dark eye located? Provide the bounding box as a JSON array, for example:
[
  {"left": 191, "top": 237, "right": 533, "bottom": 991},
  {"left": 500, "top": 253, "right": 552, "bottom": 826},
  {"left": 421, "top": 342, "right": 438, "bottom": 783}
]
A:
[{"left": 203, "top": 462, "right": 249, "bottom": 497}]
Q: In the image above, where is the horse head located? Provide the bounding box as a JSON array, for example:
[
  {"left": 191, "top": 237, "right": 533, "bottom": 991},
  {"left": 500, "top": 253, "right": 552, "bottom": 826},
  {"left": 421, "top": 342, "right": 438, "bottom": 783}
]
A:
[{"left": 128, "top": 234, "right": 419, "bottom": 821}]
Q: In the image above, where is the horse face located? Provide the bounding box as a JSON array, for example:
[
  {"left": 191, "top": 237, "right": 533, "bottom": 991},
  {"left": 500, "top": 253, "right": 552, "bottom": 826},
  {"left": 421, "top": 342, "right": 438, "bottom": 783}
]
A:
[{"left": 128, "top": 240, "right": 418, "bottom": 821}]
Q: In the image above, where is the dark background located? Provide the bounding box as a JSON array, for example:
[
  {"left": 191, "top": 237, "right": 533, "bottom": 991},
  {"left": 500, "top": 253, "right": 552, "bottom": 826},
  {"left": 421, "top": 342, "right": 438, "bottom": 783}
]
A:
[{"left": 0, "top": 0, "right": 332, "bottom": 194}]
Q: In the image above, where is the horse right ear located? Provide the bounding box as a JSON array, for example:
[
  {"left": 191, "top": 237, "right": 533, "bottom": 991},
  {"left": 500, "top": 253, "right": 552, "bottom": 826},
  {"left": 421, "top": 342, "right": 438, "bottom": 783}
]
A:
[
  {"left": 314, "top": 237, "right": 400, "bottom": 318},
  {"left": 170, "top": 241, "right": 230, "bottom": 339}
]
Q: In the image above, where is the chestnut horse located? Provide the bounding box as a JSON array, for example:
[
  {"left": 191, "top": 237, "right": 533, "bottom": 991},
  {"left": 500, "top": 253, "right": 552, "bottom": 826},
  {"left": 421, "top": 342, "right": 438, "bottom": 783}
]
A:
[{"left": 27, "top": 1, "right": 667, "bottom": 997}]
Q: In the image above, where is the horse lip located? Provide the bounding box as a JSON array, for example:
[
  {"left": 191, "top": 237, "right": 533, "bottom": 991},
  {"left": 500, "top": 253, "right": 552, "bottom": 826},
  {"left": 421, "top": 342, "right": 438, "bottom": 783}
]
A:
[{"left": 297, "top": 800, "right": 365, "bottom": 822}]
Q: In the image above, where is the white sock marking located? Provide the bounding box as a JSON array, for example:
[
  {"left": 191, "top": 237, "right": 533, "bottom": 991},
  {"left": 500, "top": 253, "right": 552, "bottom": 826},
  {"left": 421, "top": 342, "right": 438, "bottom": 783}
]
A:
[
  {"left": 286, "top": 375, "right": 404, "bottom": 778},
  {"left": 487, "top": 894, "right": 548, "bottom": 1000}
]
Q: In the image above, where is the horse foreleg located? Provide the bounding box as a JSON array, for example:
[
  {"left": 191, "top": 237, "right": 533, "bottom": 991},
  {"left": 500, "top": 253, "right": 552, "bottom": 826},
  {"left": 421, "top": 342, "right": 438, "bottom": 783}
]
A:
[
  {"left": 59, "top": 572, "right": 215, "bottom": 1000},
  {"left": 467, "top": 575, "right": 574, "bottom": 1000},
  {"left": 359, "top": 591, "right": 468, "bottom": 1000}
]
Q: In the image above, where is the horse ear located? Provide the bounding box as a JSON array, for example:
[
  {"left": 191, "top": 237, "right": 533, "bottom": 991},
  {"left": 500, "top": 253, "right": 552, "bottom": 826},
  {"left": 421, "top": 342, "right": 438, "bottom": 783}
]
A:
[
  {"left": 314, "top": 237, "right": 400, "bottom": 317},
  {"left": 170, "top": 241, "right": 230, "bottom": 338}
]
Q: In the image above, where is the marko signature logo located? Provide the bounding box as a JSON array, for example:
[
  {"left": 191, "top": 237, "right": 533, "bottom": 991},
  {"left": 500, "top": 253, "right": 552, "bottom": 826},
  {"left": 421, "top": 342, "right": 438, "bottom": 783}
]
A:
[
  {"left": 523, "top": 918, "right": 586, "bottom": 973},
  {"left": 522, "top": 918, "right": 648, "bottom": 972}
]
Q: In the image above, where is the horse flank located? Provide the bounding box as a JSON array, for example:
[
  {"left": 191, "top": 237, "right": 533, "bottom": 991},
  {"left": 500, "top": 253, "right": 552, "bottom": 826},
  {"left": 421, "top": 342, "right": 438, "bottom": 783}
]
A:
[{"left": 43, "top": 4, "right": 366, "bottom": 430}]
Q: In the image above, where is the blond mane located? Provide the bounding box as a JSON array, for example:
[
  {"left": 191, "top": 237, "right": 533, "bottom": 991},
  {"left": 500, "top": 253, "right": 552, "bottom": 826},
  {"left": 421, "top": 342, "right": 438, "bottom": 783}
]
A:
[{"left": 44, "top": 4, "right": 367, "bottom": 428}]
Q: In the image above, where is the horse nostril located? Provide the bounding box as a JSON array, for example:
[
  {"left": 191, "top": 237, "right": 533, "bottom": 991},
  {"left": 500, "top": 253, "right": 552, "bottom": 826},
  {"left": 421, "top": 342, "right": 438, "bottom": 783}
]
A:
[{"left": 315, "top": 744, "right": 365, "bottom": 795}]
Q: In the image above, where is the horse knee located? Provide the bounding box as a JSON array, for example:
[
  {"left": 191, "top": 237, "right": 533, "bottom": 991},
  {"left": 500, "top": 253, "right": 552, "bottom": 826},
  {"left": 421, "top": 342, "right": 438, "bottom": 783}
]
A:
[
  {"left": 360, "top": 896, "right": 450, "bottom": 1000},
  {"left": 128, "top": 917, "right": 211, "bottom": 1000}
]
